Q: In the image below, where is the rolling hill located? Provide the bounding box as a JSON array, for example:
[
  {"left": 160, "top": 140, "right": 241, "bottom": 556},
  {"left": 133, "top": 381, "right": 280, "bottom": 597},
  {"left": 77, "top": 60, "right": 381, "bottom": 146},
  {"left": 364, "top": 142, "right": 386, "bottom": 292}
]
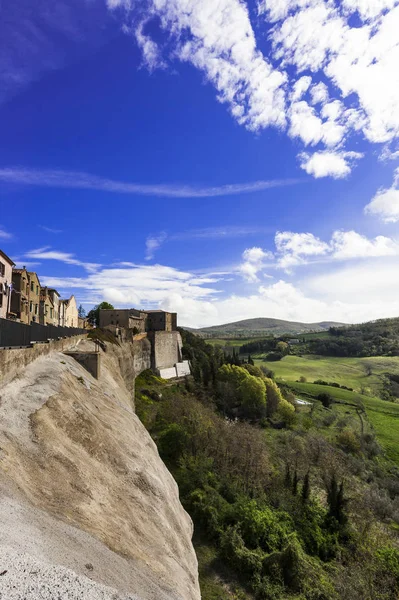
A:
[{"left": 184, "top": 317, "right": 346, "bottom": 337}]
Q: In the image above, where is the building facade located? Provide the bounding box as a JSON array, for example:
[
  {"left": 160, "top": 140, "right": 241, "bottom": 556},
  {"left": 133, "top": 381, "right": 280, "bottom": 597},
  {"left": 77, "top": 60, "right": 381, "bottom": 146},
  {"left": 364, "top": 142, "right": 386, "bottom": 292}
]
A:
[
  {"left": 0, "top": 250, "right": 15, "bottom": 320},
  {"left": 27, "top": 272, "right": 41, "bottom": 324},
  {"left": 99, "top": 308, "right": 147, "bottom": 332},
  {"left": 61, "top": 295, "right": 78, "bottom": 327},
  {"left": 10, "top": 268, "right": 30, "bottom": 324},
  {"left": 39, "top": 287, "right": 55, "bottom": 326},
  {"left": 145, "top": 310, "right": 177, "bottom": 332},
  {"left": 47, "top": 289, "right": 60, "bottom": 325},
  {"left": 99, "top": 308, "right": 177, "bottom": 333}
]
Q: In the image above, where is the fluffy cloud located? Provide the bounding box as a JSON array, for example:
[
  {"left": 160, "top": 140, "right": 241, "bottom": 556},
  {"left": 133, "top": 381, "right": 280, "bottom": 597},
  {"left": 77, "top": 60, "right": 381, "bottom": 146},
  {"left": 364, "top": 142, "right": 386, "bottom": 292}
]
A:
[
  {"left": 299, "top": 150, "right": 363, "bottom": 178},
  {"left": 274, "top": 229, "right": 399, "bottom": 270},
  {"left": 266, "top": 0, "right": 399, "bottom": 145},
  {"left": 364, "top": 168, "right": 399, "bottom": 223},
  {"left": 238, "top": 246, "right": 273, "bottom": 282},
  {"left": 275, "top": 231, "right": 330, "bottom": 269},
  {"left": 331, "top": 230, "right": 399, "bottom": 258}
]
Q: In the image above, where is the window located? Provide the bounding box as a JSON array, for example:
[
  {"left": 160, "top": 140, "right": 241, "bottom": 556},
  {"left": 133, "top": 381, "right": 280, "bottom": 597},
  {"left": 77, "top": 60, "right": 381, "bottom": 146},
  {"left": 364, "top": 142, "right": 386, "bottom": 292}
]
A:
[
  {"left": 29, "top": 301, "right": 33, "bottom": 312},
  {"left": 0, "top": 262, "right": 5, "bottom": 277},
  {"left": 35, "top": 304, "right": 38, "bottom": 315},
  {"left": 30, "top": 281, "right": 34, "bottom": 292},
  {"left": 36, "top": 285, "right": 39, "bottom": 295}
]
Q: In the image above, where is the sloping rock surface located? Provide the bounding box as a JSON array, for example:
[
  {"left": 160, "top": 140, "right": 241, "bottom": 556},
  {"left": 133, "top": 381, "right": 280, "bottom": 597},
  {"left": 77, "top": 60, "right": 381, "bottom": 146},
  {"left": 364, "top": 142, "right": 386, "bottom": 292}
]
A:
[{"left": 0, "top": 339, "right": 200, "bottom": 600}]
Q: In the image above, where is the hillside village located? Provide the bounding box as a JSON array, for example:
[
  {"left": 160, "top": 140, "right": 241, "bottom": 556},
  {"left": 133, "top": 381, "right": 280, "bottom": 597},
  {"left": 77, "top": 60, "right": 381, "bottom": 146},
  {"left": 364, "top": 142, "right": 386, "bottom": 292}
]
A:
[{"left": 0, "top": 248, "right": 81, "bottom": 328}]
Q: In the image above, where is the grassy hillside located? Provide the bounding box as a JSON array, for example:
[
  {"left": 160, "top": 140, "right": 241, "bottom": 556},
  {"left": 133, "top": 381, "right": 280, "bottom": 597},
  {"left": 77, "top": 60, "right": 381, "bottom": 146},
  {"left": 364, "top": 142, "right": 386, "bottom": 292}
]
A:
[
  {"left": 185, "top": 318, "right": 345, "bottom": 338},
  {"left": 255, "top": 354, "right": 399, "bottom": 397},
  {"left": 288, "top": 380, "right": 399, "bottom": 467}
]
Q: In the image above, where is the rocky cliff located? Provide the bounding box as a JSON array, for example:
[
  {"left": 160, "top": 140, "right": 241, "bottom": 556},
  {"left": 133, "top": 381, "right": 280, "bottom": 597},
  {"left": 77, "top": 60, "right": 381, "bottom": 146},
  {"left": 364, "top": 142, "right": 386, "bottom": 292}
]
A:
[{"left": 0, "top": 337, "right": 200, "bottom": 600}]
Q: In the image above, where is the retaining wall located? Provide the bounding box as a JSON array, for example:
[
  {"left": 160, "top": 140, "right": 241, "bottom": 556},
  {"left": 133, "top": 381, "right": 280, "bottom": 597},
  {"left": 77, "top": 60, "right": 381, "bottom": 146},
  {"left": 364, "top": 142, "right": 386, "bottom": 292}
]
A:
[{"left": 0, "top": 335, "right": 87, "bottom": 386}]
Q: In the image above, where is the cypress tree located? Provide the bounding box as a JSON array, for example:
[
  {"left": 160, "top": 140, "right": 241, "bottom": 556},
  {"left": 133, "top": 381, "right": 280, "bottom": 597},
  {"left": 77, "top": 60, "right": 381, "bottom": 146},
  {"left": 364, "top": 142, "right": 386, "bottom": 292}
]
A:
[
  {"left": 292, "top": 469, "right": 298, "bottom": 496},
  {"left": 302, "top": 470, "right": 310, "bottom": 503}
]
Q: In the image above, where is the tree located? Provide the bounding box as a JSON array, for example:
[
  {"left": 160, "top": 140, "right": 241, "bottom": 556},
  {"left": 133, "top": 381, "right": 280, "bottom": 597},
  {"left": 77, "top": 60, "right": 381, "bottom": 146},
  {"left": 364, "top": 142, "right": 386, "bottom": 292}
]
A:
[
  {"left": 87, "top": 301, "right": 114, "bottom": 327},
  {"left": 326, "top": 474, "right": 348, "bottom": 527},
  {"left": 239, "top": 374, "right": 266, "bottom": 419},
  {"left": 78, "top": 304, "right": 86, "bottom": 318},
  {"left": 302, "top": 471, "right": 310, "bottom": 503},
  {"left": 318, "top": 392, "right": 333, "bottom": 409},
  {"left": 292, "top": 468, "right": 299, "bottom": 495},
  {"left": 276, "top": 341, "right": 289, "bottom": 356},
  {"left": 248, "top": 354, "right": 254, "bottom": 365}
]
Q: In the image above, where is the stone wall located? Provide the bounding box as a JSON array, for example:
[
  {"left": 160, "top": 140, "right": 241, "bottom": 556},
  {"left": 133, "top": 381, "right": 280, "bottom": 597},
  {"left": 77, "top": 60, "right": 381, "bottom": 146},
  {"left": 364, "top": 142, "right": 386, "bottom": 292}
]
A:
[
  {"left": 148, "top": 331, "right": 182, "bottom": 370},
  {"left": 0, "top": 335, "right": 87, "bottom": 386}
]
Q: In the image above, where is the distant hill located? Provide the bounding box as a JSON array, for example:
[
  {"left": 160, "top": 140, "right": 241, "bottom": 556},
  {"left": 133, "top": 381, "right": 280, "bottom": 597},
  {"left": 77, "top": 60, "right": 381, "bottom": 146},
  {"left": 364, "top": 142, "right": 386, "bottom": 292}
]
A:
[{"left": 183, "top": 317, "right": 346, "bottom": 338}]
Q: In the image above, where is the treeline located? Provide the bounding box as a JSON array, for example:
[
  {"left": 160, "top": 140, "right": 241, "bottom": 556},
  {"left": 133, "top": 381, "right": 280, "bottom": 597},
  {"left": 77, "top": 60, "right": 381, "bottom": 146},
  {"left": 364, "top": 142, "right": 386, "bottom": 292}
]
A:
[{"left": 309, "top": 318, "right": 399, "bottom": 357}]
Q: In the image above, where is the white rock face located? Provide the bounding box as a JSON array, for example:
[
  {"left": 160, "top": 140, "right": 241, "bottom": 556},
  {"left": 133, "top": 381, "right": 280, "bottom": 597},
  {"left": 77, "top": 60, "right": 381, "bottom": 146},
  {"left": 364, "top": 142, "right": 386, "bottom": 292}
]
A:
[{"left": 0, "top": 339, "right": 200, "bottom": 600}]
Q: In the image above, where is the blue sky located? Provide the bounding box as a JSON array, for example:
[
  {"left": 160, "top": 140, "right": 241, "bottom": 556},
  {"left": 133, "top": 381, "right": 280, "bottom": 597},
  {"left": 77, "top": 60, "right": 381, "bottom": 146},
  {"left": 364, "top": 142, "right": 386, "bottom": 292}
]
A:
[{"left": 1, "top": 0, "right": 399, "bottom": 327}]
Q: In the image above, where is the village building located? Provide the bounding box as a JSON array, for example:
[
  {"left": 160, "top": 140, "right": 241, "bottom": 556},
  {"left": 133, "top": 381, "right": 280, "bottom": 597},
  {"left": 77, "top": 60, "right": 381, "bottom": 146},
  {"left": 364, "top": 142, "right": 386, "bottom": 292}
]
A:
[
  {"left": 27, "top": 272, "right": 41, "bottom": 324},
  {"left": 47, "top": 288, "right": 60, "bottom": 325},
  {"left": 0, "top": 250, "right": 15, "bottom": 320},
  {"left": 99, "top": 308, "right": 147, "bottom": 332},
  {"left": 146, "top": 310, "right": 177, "bottom": 332},
  {"left": 61, "top": 295, "right": 79, "bottom": 328},
  {"left": 39, "top": 287, "right": 55, "bottom": 326},
  {"left": 10, "top": 267, "right": 30, "bottom": 324},
  {"left": 99, "top": 308, "right": 177, "bottom": 333}
]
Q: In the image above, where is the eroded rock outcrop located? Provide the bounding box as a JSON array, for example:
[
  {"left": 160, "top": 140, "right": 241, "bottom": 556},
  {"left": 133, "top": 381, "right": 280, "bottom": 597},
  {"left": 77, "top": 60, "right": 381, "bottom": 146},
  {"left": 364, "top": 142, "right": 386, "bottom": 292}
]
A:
[{"left": 0, "top": 338, "right": 200, "bottom": 600}]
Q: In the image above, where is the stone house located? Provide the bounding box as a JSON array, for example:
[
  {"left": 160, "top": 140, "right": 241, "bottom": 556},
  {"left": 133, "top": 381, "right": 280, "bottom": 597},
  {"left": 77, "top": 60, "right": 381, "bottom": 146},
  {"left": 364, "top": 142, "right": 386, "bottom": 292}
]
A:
[
  {"left": 99, "top": 308, "right": 147, "bottom": 332},
  {"left": 61, "top": 295, "right": 78, "bottom": 327},
  {"left": 0, "top": 250, "right": 15, "bottom": 320},
  {"left": 39, "top": 287, "right": 55, "bottom": 326},
  {"left": 27, "top": 272, "right": 41, "bottom": 324},
  {"left": 47, "top": 288, "right": 60, "bottom": 325},
  {"left": 10, "top": 268, "right": 30, "bottom": 324},
  {"left": 145, "top": 310, "right": 177, "bottom": 332}
]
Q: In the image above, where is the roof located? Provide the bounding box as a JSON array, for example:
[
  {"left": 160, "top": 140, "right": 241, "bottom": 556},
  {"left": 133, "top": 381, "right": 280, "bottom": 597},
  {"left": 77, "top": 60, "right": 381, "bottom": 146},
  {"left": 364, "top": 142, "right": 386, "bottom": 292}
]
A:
[
  {"left": 0, "top": 250, "right": 15, "bottom": 266},
  {"left": 12, "top": 268, "right": 27, "bottom": 275},
  {"left": 47, "top": 288, "right": 60, "bottom": 297}
]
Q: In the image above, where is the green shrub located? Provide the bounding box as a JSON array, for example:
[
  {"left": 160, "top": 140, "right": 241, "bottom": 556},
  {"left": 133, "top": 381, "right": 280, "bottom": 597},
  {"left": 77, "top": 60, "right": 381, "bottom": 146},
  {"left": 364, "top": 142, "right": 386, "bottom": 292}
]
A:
[{"left": 158, "top": 423, "right": 189, "bottom": 462}]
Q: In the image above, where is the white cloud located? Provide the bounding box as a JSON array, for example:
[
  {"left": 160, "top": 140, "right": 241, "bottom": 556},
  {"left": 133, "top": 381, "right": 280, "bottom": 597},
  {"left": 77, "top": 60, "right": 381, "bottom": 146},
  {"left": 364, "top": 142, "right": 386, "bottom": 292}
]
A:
[
  {"left": 331, "top": 230, "right": 399, "bottom": 258},
  {"left": 0, "top": 226, "right": 12, "bottom": 240},
  {"left": 290, "top": 75, "right": 312, "bottom": 101},
  {"left": 238, "top": 246, "right": 273, "bottom": 282},
  {"left": 288, "top": 101, "right": 346, "bottom": 147},
  {"left": 132, "top": 0, "right": 287, "bottom": 132},
  {"left": 135, "top": 20, "right": 166, "bottom": 71},
  {"left": 267, "top": 0, "right": 399, "bottom": 145},
  {"left": 299, "top": 150, "right": 363, "bottom": 178},
  {"left": 145, "top": 232, "right": 167, "bottom": 260},
  {"left": 0, "top": 167, "right": 302, "bottom": 198},
  {"left": 364, "top": 168, "right": 399, "bottom": 223},
  {"left": 275, "top": 230, "right": 330, "bottom": 269},
  {"left": 25, "top": 247, "right": 101, "bottom": 273},
  {"left": 310, "top": 81, "right": 328, "bottom": 105}
]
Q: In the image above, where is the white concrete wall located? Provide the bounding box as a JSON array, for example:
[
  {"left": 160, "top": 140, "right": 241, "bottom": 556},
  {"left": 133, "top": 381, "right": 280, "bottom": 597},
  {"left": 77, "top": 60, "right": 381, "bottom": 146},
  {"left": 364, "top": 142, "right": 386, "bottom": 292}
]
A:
[{"left": 176, "top": 361, "right": 191, "bottom": 377}]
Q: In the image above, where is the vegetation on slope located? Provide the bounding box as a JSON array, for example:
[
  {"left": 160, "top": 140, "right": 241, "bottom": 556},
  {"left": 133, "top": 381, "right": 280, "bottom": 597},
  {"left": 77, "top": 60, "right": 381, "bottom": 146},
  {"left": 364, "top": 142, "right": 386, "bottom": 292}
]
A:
[{"left": 135, "top": 329, "right": 399, "bottom": 600}]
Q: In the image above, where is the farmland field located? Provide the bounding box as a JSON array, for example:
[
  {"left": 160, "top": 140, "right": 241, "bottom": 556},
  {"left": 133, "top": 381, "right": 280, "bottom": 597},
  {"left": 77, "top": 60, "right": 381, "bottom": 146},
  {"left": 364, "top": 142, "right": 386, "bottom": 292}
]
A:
[{"left": 255, "top": 354, "right": 399, "bottom": 396}]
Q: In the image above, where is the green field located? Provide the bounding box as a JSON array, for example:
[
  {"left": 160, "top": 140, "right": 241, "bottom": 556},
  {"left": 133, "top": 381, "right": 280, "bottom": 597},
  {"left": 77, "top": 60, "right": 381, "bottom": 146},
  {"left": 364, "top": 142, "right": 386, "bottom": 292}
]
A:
[
  {"left": 255, "top": 354, "right": 399, "bottom": 396},
  {"left": 287, "top": 380, "right": 399, "bottom": 466}
]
